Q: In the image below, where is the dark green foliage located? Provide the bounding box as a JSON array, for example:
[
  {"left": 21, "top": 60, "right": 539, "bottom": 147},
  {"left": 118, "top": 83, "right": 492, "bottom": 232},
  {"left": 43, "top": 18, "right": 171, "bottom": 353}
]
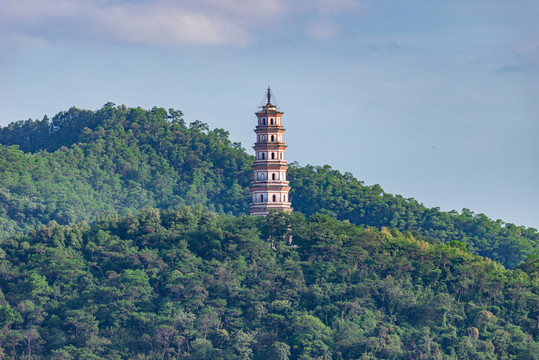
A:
[
  {"left": 0, "top": 104, "right": 252, "bottom": 237},
  {"left": 0, "top": 209, "right": 538, "bottom": 358},
  {"left": 1, "top": 104, "right": 537, "bottom": 270},
  {"left": 288, "top": 164, "right": 538, "bottom": 268}
]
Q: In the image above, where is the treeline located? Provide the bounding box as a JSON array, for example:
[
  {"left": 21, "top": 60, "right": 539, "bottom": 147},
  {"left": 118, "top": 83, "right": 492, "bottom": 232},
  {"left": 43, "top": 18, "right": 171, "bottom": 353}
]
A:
[
  {"left": 288, "top": 165, "right": 539, "bottom": 268},
  {"left": 0, "top": 103, "right": 252, "bottom": 235},
  {"left": 0, "top": 104, "right": 537, "bottom": 268},
  {"left": 0, "top": 208, "right": 538, "bottom": 359}
]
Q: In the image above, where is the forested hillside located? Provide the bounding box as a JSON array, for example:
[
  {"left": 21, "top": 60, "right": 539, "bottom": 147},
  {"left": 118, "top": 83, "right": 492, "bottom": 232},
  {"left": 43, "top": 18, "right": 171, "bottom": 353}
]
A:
[
  {"left": 0, "top": 103, "right": 253, "bottom": 234},
  {"left": 287, "top": 166, "right": 539, "bottom": 268},
  {"left": 0, "top": 104, "right": 537, "bottom": 268},
  {"left": 0, "top": 209, "right": 538, "bottom": 359}
]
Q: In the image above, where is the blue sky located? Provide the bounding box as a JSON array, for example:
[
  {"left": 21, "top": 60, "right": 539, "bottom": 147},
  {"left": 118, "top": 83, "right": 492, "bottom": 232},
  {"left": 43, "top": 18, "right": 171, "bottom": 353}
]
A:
[{"left": 1, "top": 0, "right": 538, "bottom": 228}]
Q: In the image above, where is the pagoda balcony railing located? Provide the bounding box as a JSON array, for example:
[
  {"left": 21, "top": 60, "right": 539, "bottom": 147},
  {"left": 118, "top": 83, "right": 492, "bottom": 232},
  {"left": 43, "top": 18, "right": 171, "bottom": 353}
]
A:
[
  {"left": 250, "top": 180, "right": 290, "bottom": 186},
  {"left": 253, "top": 142, "right": 286, "bottom": 146},
  {"left": 249, "top": 201, "right": 292, "bottom": 206},
  {"left": 254, "top": 126, "right": 285, "bottom": 130},
  {"left": 253, "top": 159, "right": 288, "bottom": 164}
]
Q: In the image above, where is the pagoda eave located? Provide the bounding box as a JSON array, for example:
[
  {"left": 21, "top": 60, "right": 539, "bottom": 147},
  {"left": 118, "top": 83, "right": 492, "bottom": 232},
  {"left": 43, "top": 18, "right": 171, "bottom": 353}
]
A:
[
  {"left": 253, "top": 145, "right": 288, "bottom": 151},
  {"left": 249, "top": 204, "right": 292, "bottom": 216},
  {"left": 252, "top": 160, "right": 288, "bottom": 167},
  {"left": 254, "top": 127, "right": 285, "bottom": 132},
  {"left": 250, "top": 182, "right": 290, "bottom": 189}
]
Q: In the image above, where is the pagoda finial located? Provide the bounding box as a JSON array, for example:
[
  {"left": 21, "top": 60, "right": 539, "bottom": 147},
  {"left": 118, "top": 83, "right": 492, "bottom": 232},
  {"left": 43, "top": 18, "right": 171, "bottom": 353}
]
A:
[{"left": 267, "top": 86, "right": 271, "bottom": 105}]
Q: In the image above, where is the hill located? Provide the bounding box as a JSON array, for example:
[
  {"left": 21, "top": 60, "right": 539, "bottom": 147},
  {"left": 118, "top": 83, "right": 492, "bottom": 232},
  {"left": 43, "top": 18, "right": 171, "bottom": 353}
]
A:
[
  {"left": 0, "top": 103, "right": 252, "bottom": 232},
  {"left": 0, "top": 103, "right": 537, "bottom": 268},
  {"left": 0, "top": 209, "right": 538, "bottom": 359}
]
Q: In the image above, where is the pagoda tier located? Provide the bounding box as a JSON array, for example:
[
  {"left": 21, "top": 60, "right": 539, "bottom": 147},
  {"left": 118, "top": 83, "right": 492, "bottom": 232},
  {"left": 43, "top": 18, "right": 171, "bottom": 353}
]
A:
[{"left": 249, "top": 87, "right": 292, "bottom": 216}]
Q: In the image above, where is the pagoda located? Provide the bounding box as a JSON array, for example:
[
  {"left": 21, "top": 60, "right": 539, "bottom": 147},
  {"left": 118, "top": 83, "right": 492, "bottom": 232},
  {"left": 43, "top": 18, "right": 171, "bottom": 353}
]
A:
[{"left": 249, "top": 87, "right": 292, "bottom": 216}]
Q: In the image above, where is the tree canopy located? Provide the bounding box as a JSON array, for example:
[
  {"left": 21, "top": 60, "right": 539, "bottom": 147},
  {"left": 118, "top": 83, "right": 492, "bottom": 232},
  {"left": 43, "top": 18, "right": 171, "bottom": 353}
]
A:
[
  {"left": 0, "top": 208, "right": 537, "bottom": 359},
  {"left": 0, "top": 103, "right": 537, "bottom": 270}
]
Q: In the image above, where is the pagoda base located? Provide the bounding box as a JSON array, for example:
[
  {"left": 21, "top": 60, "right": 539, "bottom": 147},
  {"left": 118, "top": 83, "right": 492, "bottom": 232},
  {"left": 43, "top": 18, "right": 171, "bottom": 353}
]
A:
[{"left": 249, "top": 202, "right": 293, "bottom": 216}]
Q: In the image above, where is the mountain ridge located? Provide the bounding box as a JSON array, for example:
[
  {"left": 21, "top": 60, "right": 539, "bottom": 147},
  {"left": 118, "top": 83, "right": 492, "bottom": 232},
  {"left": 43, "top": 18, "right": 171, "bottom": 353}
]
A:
[{"left": 0, "top": 103, "right": 537, "bottom": 268}]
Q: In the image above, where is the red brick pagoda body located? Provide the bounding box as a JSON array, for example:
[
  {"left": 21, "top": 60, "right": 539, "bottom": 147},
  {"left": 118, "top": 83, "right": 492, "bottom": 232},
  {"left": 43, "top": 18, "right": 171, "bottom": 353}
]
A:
[{"left": 249, "top": 88, "right": 292, "bottom": 216}]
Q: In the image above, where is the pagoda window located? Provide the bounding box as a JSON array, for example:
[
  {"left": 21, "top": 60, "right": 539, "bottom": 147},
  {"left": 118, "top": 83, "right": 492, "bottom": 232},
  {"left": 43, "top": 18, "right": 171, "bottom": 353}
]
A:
[
  {"left": 260, "top": 194, "right": 264, "bottom": 202},
  {"left": 271, "top": 135, "right": 274, "bottom": 141},
  {"left": 262, "top": 153, "right": 265, "bottom": 160},
  {"left": 270, "top": 118, "right": 274, "bottom": 125},
  {"left": 273, "top": 194, "right": 276, "bottom": 202},
  {"left": 272, "top": 173, "right": 275, "bottom": 180},
  {"left": 263, "top": 118, "right": 266, "bottom": 125},
  {"left": 271, "top": 153, "right": 275, "bottom": 159}
]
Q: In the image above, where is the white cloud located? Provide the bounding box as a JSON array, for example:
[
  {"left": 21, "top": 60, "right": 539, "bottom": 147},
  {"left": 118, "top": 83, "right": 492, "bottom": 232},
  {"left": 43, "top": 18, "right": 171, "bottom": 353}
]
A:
[
  {"left": 95, "top": 4, "right": 251, "bottom": 46},
  {"left": 0, "top": 0, "right": 363, "bottom": 46}
]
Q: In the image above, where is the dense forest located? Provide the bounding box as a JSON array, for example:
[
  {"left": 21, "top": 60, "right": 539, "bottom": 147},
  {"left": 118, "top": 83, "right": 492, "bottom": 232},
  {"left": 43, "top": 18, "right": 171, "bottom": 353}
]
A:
[
  {"left": 0, "top": 209, "right": 538, "bottom": 359},
  {"left": 0, "top": 104, "right": 537, "bottom": 268},
  {"left": 1, "top": 104, "right": 539, "bottom": 359}
]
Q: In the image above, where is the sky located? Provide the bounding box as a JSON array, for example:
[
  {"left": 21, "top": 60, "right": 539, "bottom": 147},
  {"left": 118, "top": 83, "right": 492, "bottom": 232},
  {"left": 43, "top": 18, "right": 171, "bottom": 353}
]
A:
[{"left": 1, "top": 0, "right": 538, "bottom": 229}]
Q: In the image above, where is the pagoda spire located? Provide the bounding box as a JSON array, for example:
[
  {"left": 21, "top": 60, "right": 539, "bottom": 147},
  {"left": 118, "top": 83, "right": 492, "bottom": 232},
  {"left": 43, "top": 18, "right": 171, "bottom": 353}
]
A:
[{"left": 249, "top": 87, "right": 292, "bottom": 216}]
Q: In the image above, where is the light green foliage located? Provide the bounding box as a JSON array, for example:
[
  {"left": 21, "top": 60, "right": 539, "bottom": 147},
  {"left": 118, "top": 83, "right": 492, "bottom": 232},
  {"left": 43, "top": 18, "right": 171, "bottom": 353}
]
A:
[
  {"left": 1, "top": 104, "right": 538, "bottom": 270},
  {"left": 0, "top": 209, "right": 537, "bottom": 358},
  {"left": 0, "top": 103, "right": 538, "bottom": 359},
  {"left": 0, "top": 104, "right": 252, "bottom": 238},
  {"left": 288, "top": 164, "right": 539, "bottom": 268}
]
